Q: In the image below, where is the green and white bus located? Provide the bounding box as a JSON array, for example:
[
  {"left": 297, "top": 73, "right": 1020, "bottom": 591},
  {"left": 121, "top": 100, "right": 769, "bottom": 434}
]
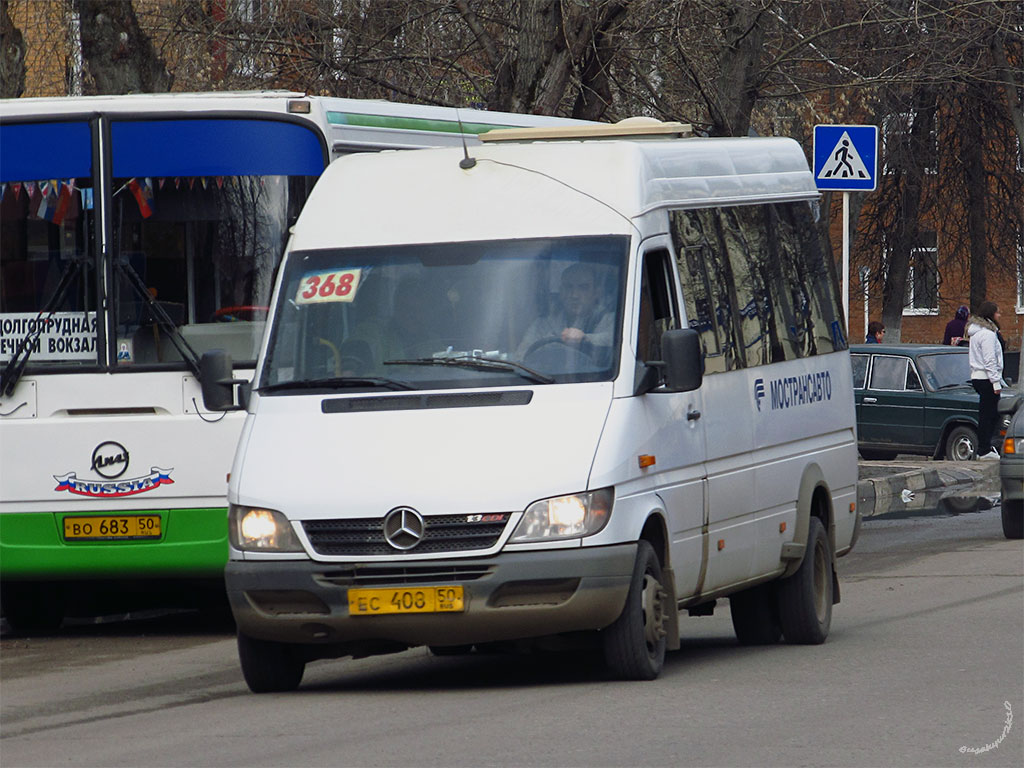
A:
[{"left": 0, "top": 91, "right": 587, "bottom": 631}]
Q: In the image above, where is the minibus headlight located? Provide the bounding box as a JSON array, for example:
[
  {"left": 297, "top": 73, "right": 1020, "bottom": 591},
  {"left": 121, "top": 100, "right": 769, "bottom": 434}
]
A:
[
  {"left": 230, "top": 505, "right": 303, "bottom": 552},
  {"left": 510, "top": 489, "right": 613, "bottom": 542}
]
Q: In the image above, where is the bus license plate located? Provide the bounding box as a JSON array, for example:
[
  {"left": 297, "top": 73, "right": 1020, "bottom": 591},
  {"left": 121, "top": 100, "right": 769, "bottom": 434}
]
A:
[
  {"left": 348, "top": 586, "right": 464, "bottom": 616},
  {"left": 63, "top": 515, "right": 162, "bottom": 541}
]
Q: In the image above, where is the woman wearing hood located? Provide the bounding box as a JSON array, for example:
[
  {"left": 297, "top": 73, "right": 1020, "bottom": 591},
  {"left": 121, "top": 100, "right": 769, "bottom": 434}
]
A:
[
  {"left": 967, "top": 301, "right": 1004, "bottom": 459},
  {"left": 943, "top": 305, "right": 970, "bottom": 345}
]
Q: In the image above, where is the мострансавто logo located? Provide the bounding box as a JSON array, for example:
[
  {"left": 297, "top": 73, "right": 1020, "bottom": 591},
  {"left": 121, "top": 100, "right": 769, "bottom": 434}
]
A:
[
  {"left": 755, "top": 371, "right": 833, "bottom": 412},
  {"left": 53, "top": 441, "right": 174, "bottom": 498}
]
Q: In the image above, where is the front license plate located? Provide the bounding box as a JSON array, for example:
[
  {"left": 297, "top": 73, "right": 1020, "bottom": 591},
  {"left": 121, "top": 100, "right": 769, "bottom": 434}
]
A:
[
  {"left": 348, "top": 586, "right": 464, "bottom": 616},
  {"left": 63, "top": 515, "right": 161, "bottom": 541}
]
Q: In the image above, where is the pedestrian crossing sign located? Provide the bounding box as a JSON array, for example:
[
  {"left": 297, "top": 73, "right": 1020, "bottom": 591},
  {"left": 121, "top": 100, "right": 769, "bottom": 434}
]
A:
[{"left": 813, "top": 124, "right": 878, "bottom": 191}]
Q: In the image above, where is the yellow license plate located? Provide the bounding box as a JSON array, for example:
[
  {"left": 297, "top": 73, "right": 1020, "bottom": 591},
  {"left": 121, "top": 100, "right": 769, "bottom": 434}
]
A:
[
  {"left": 348, "top": 586, "right": 464, "bottom": 616},
  {"left": 63, "top": 515, "right": 161, "bottom": 541}
]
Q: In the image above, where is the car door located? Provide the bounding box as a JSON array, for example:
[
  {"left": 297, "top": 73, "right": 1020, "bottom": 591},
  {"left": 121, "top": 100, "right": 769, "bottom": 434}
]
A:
[{"left": 859, "top": 354, "right": 926, "bottom": 449}]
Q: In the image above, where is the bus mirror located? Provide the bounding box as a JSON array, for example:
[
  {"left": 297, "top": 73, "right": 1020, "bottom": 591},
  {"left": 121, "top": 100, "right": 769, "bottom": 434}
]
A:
[
  {"left": 661, "top": 329, "right": 703, "bottom": 392},
  {"left": 200, "top": 350, "right": 245, "bottom": 411}
]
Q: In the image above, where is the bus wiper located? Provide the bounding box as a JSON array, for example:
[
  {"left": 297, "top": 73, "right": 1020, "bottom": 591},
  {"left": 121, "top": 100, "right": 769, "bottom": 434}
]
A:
[
  {"left": 384, "top": 355, "right": 555, "bottom": 385},
  {"left": 1, "top": 256, "right": 84, "bottom": 397},
  {"left": 258, "top": 376, "right": 416, "bottom": 393},
  {"left": 115, "top": 258, "right": 202, "bottom": 378}
]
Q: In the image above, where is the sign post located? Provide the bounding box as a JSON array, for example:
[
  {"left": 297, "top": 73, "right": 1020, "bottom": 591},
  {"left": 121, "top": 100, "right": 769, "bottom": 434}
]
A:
[{"left": 813, "top": 125, "right": 878, "bottom": 338}]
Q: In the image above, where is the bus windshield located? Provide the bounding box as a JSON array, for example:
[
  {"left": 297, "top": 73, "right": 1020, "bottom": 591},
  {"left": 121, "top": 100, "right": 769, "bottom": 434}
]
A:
[
  {"left": 0, "top": 116, "right": 325, "bottom": 377},
  {"left": 262, "top": 236, "right": 629, "bottom": 390}
]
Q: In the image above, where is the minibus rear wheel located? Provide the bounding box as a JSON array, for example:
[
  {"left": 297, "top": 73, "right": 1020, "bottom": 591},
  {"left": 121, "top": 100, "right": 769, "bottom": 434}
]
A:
[
  {"left": 237, "top": 632, "right": 305, "bottom": 693},
  {"left": 601, "top": 540, "right": 668, "bottom": 680},
  {"left": 776, "top": 516, "right": 832, "bottom": 644}
]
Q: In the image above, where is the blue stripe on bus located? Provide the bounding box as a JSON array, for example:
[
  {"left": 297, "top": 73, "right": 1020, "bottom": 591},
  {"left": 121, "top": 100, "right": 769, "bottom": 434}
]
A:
[
  {"left": 0, "top": 122, "right": 93, "bottom": 182},
  {"left": 111, "top": 119, "right": 326, "bottom": 177}
]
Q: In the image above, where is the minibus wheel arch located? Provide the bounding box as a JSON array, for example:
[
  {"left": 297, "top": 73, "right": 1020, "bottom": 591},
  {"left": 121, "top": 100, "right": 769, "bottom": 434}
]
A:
[
  {"left": 783, "top": 465, "right": 836, "bottom": 582},
  {"left": 639, "top": 508, "right": 680, "bottom": 652}
]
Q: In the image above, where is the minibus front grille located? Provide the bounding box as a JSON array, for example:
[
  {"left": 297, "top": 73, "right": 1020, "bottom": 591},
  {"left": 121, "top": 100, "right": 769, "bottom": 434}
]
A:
[{"left": 302, "top": 514, "right": 510, "bottom": 556}]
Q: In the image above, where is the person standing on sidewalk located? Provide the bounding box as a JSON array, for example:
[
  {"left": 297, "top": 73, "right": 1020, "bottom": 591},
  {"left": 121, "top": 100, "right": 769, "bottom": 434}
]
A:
[{"left": 967, "top": 301, "right": 1004, "bottom": 459}]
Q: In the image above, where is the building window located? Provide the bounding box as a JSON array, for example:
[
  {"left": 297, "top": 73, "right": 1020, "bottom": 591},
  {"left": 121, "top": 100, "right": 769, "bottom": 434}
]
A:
[
  {"left": 904, "top": 233, "right": 938, "bottom": 316},
  {"left": 882, "top": 110, "right": 938, "bottom": 175}
]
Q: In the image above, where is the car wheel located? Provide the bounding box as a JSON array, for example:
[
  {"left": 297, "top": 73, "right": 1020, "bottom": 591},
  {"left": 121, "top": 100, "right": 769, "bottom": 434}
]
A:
[
  {"left": 776, "top": 516, "right": 833, "bottom": 644},
  {"left": 1002, "top": 499, "right": 1023, "bottom": 539},
  {"left": 237, "top": 632, "right": 305, "bottom": 693},
  {"left": 944, "top": 425, "right": 978, "bottom": 461},
  {"left": 602, "top": 541, "right": 668, "bottom": 680},
  {"left": 859, "top": 448, "right": 899, "bottom": 461},
  {"left": 729, "top": 582, "right": 781, "bottom": 645}
]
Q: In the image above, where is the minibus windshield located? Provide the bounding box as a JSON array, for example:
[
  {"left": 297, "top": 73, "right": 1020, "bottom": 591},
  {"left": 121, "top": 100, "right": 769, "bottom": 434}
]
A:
[{"left": 262, "top": 236, "right": 629, "bottom": 390}]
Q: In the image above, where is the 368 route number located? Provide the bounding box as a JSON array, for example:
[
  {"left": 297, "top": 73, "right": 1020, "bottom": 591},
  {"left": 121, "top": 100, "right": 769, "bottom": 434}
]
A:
[{"left": 295, "top": 269, "right": 361, "bottom": 304}]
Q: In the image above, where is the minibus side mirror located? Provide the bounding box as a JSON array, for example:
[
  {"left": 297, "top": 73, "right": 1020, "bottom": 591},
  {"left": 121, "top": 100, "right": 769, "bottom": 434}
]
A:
[
  {"left": 200, "top": 349, "right": 247, "bottom": 411},
  {"left": 660, "top": 328, "right": 703, "bottom": 392}
]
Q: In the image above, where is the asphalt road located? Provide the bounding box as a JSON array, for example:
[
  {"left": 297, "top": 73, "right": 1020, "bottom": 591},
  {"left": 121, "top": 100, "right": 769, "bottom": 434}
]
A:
[{"left": 1, "top": 504, "right": 1022, "bottom": 768}]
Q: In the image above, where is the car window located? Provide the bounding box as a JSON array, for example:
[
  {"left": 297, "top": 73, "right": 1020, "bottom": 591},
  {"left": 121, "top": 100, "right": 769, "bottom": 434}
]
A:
[
  {"left": 868, "top": 355, "right": 910, "bottom": 391},
  {"left": 905, "top": 363, "right": 922, "bottom": 391},
  {"left": 917, "top": 352, "right": 970, "bottom": 390},
  {"left": 851, "top": 354, "right": 868, "bottom": 389}
]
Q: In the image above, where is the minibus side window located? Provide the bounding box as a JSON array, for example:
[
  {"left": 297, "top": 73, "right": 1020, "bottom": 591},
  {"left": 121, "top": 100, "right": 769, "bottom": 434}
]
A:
[{"left": 637, "top": 249, "right": 679, "bottom": 363}]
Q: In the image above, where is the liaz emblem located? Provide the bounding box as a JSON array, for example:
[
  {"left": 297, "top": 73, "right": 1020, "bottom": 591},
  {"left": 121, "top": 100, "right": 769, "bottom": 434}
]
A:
[{"left": 53, "top": 441, "right": 174, "bottom": 498}]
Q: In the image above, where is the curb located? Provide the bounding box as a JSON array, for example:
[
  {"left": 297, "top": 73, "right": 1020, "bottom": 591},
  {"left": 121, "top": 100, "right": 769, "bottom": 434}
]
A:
[{"left": 857, "top": 461, "right": 1000, "bottom": 517}]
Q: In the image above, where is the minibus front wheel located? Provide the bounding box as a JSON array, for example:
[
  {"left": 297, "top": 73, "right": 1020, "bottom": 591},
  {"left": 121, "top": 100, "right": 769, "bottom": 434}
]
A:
[
  {"left": 237, "top": 632, "right": 305, "bottom": 693},
  {"left": 601, "top": 540, "right": 668, "bottom": 680}
]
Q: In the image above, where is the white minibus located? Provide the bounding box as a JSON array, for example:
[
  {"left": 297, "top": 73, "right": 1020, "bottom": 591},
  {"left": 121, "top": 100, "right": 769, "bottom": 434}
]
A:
[{"left": 201, "top": 120, "right": 861, "bottom": 691}]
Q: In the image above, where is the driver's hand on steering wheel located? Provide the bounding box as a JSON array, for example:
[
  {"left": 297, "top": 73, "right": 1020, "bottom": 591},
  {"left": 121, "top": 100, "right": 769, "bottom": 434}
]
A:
[{"left": 561, "top": 327, "right": 586, "bottom": 345}]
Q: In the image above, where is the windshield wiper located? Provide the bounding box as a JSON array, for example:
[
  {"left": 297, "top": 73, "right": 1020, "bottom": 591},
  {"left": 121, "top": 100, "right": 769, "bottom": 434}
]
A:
[
  {"left": 934, "top": 382, "right": 970, "bottom": 390},
  {"left": 116, "top": 258, "right": 202, "bottom": 378},
  {"left": 1, "top": 256, "right": 85, "bottom": 397},
  {"left": 384, "top": 355, "right": 555, "bottom": 385},
  {"left": 258, "top": 376, "right": 416, "bottom": 393}
]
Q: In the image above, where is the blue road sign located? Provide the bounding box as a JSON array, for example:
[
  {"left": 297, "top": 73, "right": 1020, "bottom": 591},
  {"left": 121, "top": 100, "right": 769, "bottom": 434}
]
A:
[{"left": 813, "top": 124, "right": 878, "bottom": 191}]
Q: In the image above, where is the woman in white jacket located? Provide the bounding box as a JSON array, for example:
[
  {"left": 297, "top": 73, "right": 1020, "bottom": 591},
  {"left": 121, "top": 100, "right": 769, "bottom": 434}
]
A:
[{"left": 967, "top": 301, "right": 1004, "bottom": 459}]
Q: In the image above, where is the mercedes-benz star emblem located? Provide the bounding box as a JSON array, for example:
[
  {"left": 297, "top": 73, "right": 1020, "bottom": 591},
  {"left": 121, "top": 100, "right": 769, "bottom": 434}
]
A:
[{"left": 383, "top": 507, "right": 425, "bottom": 551}]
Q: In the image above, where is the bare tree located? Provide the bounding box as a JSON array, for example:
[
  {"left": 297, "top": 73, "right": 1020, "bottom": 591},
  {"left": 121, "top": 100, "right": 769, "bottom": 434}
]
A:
[
  {"left": 1, "top": 0, "right": 27, "bottom": 97},
  {"left": 75, "top": 0, "right": 172, "bottom": 94}
]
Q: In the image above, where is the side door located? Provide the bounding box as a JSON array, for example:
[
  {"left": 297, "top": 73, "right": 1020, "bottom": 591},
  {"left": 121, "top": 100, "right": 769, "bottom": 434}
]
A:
[
  {"left": 859, "top": 354, "right": 926, "bottom": 449},
  {"left": 637, "top": 244, "right": 708, "bottom": 601}
]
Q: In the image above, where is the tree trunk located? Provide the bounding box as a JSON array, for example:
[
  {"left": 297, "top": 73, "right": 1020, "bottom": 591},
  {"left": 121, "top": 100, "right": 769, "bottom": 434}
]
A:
[
  {"left": 709, "top": 2, "right": 766, "bottom": 137},
  {"left": 75, "top": 0, "right": 172, "bottom": 94},
  {"left": 0, "top": 0, "right": 26, "bottom": 97},
  {"left": 962, "top": 88, "right": 988, "bottom": 311}
]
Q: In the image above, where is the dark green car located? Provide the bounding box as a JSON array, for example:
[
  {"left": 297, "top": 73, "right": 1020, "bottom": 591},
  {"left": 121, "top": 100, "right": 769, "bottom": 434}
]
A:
[{"left": 850, "top": 344, "right": 1020, "bottom": 461}]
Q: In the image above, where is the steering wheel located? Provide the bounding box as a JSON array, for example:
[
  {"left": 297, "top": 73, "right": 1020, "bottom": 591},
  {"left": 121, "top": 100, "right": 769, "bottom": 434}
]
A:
[
  {"left": 522, "top": 336, "right": 599, "bottom": 375},
  {"left": 212, "top": 305, "right": 269, "bottom": 322},
  {"left": 523, "top": 336, "right": 594, "bottom": 361}
]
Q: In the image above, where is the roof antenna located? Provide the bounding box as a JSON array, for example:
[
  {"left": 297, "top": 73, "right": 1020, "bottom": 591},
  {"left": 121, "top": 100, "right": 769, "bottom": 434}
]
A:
[{"left": 456, "top": 109, "right": 477, "bottom": 169}]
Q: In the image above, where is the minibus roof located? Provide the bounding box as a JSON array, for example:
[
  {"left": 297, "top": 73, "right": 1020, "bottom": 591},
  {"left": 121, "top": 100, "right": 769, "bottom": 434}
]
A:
[{"left": 291, "top": 133, "right": 819, "bottom": 249}]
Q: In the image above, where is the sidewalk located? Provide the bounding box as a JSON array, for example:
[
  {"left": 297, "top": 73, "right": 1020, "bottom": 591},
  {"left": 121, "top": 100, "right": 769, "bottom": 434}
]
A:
[{"left": 857, "top": 457, "right": 1001, "bottom": 517}]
